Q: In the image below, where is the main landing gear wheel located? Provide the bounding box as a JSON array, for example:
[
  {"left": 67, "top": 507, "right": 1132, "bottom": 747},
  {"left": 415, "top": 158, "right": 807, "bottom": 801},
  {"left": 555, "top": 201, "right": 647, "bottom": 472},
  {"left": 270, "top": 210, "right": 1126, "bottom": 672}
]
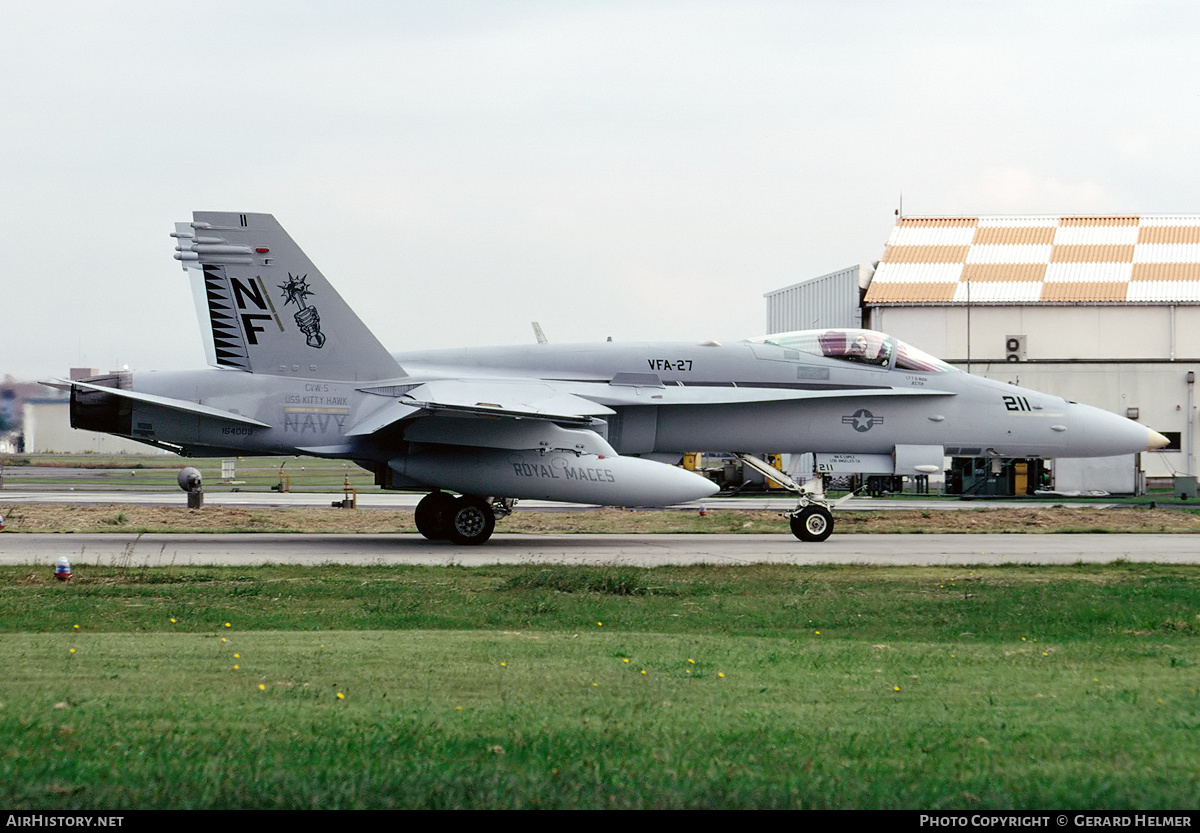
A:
[
  {"left": 790, "top": 505, "right": 833, "bottom": 542},
  {"left": 447, "top": 496, "right": 496, "bottom": 545},
  {"left": 415, "top": 491, "right": 456, "bottom": 540}
]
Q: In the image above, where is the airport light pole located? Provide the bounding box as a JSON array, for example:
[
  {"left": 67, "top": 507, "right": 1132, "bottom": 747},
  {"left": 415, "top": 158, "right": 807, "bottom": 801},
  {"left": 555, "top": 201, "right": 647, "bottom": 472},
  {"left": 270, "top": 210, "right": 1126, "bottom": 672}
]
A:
[{"left": 1188, "top": 371, "right": 1195, "bottom": 477}]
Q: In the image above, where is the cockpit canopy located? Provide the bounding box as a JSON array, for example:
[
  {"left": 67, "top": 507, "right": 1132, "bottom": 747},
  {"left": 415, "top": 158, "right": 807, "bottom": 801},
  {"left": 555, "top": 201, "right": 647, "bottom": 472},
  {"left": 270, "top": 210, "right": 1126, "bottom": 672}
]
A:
[{"left": 752, "top": 329, "right": 959, "bottom": 373}]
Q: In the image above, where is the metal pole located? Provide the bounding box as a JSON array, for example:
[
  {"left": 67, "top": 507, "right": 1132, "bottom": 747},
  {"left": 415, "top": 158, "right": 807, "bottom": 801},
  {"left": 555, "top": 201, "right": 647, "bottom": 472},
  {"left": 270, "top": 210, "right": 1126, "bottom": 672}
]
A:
[
  {"left": 1189, "top": 371, "right": 1195, "bottom": 477},
  {"left": 1170, "top": 305, "right": 1176, "bottom": 361}
]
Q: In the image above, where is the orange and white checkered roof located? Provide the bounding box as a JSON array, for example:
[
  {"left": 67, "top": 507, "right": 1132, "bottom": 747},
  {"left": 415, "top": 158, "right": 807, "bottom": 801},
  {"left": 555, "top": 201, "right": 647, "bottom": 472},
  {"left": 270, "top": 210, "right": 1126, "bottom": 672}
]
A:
[{"left": 864, "top": 215, "right": 1200, "bottom": 304}]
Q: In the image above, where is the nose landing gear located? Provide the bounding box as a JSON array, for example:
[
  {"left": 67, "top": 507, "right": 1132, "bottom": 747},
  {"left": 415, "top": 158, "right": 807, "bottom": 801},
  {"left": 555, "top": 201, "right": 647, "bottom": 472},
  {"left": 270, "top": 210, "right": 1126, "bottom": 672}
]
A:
[{"left": 735, "top": 453, "right": 847, "bottom": 543}]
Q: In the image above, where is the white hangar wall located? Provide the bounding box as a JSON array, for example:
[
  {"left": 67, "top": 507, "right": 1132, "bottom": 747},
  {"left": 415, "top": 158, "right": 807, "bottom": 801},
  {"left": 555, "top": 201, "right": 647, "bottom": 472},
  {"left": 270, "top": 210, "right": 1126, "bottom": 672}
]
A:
[{"left": 869, "top": 304, "right": 1200, "bottom": 364}]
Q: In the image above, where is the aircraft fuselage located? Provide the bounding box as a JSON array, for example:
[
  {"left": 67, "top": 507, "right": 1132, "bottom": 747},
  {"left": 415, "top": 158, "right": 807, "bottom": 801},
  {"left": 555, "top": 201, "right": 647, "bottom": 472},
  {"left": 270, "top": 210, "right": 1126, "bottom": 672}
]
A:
[{"left": 82, "top": 337, "right": 1152, "bottom": 464}]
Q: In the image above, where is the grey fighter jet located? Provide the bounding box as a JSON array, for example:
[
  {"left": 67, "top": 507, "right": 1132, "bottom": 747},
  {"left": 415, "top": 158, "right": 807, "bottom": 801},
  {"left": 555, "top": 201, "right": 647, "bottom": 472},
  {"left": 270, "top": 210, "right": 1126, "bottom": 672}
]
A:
[{"left": 62, "top": 212, "right": 1168, "bottom": 544}]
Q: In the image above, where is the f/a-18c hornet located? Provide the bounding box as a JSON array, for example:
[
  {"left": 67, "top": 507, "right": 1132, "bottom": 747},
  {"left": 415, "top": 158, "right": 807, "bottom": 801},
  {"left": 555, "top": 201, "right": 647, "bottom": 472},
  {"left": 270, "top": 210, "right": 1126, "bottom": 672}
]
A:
[{"left": 60, "top": 212, "right": 1169, "bottom": 544}]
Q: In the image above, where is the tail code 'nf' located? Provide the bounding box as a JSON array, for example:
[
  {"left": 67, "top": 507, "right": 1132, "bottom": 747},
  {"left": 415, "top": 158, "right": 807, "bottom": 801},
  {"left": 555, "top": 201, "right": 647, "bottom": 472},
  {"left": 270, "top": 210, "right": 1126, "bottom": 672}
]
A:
[{"left": 172, "top": 212, "right": 403, "bottom": 382}]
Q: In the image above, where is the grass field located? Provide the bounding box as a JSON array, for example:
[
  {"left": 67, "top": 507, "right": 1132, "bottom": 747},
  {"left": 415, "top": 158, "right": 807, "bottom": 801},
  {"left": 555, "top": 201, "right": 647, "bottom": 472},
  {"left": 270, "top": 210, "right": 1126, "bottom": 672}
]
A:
[
  {"left": 5, "top": 502, "right": 1200, "bottom": 535},
  {"left": 0, "top": 454, "right": 373, "bottom": 493},
  {"left": 2, "top": 563, "right": 1198, "bottom": 809}
]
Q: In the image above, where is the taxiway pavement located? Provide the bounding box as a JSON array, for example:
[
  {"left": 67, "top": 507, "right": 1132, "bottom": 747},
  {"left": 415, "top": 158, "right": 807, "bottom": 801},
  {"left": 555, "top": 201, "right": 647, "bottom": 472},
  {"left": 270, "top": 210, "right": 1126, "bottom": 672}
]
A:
[
  {"left": 0, "top": 489, "right": 1062, "bottom": 512},
  {"left": 1, "top": 532, "right": 1196, "bottom": 567}
]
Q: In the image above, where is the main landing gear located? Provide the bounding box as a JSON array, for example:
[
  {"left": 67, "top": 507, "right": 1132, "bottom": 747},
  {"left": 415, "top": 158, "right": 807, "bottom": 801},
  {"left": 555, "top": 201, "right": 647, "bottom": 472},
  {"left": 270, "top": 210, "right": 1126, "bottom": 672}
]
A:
[{"left": 414, "top": 491, "right": 512, "bottom": 545}]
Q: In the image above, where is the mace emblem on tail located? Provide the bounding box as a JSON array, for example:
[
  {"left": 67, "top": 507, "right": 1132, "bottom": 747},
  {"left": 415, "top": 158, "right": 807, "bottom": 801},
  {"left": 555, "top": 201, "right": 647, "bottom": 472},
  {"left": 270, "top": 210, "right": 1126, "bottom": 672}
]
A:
[{"left": 279, "top": 273, "right": 326, "bottom": 348}]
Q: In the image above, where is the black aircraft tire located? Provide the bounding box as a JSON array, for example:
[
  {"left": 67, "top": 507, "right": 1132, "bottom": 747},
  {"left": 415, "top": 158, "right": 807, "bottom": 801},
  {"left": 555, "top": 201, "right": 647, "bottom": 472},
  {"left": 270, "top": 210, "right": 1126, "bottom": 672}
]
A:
[
  {"left": 790, "top": 506, "right": 834, "bottom": 542},
  {"left": 447, "top": 496, "right": 496, "bottom": 546},
  {"left": 415, "top": 491, "right": 456, "bottom": 540}
]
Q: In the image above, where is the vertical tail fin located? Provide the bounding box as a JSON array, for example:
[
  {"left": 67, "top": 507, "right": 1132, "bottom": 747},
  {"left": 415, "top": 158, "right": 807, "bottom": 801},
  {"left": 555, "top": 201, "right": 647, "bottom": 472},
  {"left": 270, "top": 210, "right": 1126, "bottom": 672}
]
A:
[{"left": 172, "top": 212, "right": 403, "bottom": 382}]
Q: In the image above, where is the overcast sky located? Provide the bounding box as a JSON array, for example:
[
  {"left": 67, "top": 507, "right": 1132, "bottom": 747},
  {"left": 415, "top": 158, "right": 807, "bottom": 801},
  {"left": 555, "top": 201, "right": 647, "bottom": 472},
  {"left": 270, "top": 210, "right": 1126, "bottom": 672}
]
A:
[{"left": 4, "top": 0, "right": 1199, "bottom": 379}]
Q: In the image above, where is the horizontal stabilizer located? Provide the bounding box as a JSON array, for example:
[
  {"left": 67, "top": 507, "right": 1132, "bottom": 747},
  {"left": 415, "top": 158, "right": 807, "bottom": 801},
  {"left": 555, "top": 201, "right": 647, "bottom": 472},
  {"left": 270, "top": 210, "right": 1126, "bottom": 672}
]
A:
[{"left": 59, "top": 379, "right": 271, "bottom": 427}]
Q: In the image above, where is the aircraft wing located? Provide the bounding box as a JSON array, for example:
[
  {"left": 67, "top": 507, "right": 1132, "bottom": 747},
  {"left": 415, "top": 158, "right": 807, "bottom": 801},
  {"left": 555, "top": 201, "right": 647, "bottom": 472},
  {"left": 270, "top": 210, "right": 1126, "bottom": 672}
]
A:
[
  {"left": 343, "top": 379, "right": 618, "bottom": 456},
  {"left": 347, "top": 379, "right": 614, "bottom": 436},
  {"left": 403, "top": 380, "right": 616, "bottom": 421}
]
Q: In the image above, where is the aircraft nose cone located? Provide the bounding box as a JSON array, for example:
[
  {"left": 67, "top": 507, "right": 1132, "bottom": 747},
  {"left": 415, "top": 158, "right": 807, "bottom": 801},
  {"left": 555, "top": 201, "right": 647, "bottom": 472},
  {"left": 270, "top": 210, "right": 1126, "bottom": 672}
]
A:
[{"left": 1069, "top": 403, "right": 1169, "bottom": 457}]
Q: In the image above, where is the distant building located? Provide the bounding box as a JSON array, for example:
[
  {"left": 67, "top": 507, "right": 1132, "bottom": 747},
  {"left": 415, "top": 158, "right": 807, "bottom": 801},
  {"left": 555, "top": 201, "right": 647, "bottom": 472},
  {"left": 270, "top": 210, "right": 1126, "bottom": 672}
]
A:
[
  {"left": 764, "top": 264, "right": 871, "bottom": 333},
  {"left": 22, "top": 398, "right": 172, "bottom": 455},
  {"left": 862, "top": 215, "right": 1200, "bottom": 481},
  {"left": 766, "top": 214, "right": 1200, "bottom": 489},
  {"left": 0, "top": 376, "right": 61, "bottom": 432}
]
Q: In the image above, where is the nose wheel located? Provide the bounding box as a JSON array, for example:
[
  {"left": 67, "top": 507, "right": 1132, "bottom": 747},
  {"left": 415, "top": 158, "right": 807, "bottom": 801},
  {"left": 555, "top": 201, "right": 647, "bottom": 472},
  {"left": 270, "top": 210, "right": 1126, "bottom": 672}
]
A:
[{"left": 789, "top": 504, "right": 833, "bottom": 542}]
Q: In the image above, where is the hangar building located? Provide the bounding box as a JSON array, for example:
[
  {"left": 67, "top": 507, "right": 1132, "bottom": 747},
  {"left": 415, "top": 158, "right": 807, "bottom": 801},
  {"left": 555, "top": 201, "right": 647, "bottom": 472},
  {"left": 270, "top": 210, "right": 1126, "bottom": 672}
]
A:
[{"left": 767, "top": 214, "right": 1200, "bottom": 490}]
